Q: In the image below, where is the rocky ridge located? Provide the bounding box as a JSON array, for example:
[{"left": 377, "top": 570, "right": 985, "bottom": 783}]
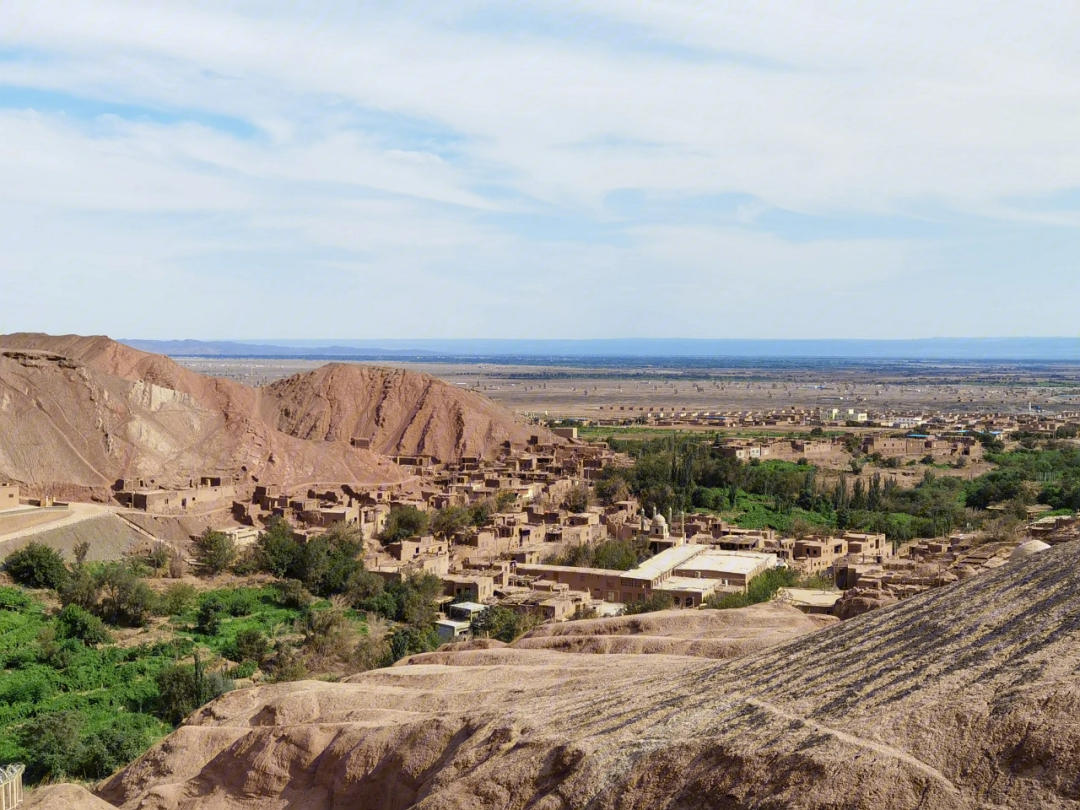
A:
[{"left": 0, "top": 334, "right": 549, "bottom": 496}]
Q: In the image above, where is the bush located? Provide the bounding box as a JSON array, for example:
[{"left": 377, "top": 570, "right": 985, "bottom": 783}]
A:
[
  {"left": 301, "top": 604, "right": 356, "bottom": 667},
  {"left": 78, "top": 713, "right": 163, "bottom": 779},
  {"left": 159, "top": 583, "right": 198, "bottom": 616},
  {"left": 156, "top": 658, "right": 233, "bottom": 725},
  {"left": 704, "top": 567, "right": 799, "bottom": 610},
  {"left": 228, "top": 628, "right": 269, "bottom": 664},
  {"left": 196, "top": 529, "right": 236, "bottom": 574},
  {"left": 470, "top": 606, "right": 531, "bottom": 643},
  {"left": 196, "top": 598, "right": 227, "bottom": 635},
  {"left": 385, "top": 626, "right": 440, "bottom": 664},
  {"left": 4, "top": 542, "right": 70, "bottom": 590},
  {"left": 96, "top": 562, "right": 157, "bottom": 627},
  {"left": 18, "top": 711, "right": 83, "bottom": 782},
  {"left": 623, "top": 591, "right": 674, "bottom": 615},
  {"left": 268, "top": 645, "right": 308, "bottom": 683},
  {"left": 380, "top": 506, "right": 429, "bottom": 542},
  {"left": 0, "top": 584, "right": 32, "bottom": 610},
  {"left": 145, "top": 542, "right": 172, "bottom": 573},
  {"left": 229, "top": 659, "right": 258, "bottom": 679},
  {"left": 56, "top": 604, "right": 112, "bottom": 645},
  {"left": 17, "top": 710, "right": 163, "bottom": 783},
  {"left": 276, "top": 579, "right": 314, "bottom": 609},
  {"left": 59, "top": 566, "right": 100, "bottom": 611},
  {"left": 255, "top": 517, "right": 302, "bottom": 577}
]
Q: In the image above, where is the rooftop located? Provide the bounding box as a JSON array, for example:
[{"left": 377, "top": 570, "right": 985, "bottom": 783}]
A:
[
  {"left": 676, "top": 551, "right": 777, "bottom": 577},
  {"left": 659, "top": 576, "right": 719, "bottom": 595},
  {"left": 624, "top": 544, "right": 710, "bottom": 581}
]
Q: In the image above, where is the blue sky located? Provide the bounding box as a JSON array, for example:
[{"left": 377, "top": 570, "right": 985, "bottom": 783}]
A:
[{"left": 1, "top": 0, "right": 1080, "bottom": 339}]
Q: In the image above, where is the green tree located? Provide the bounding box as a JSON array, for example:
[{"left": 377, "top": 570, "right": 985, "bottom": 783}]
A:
[
  {"left": 18, "top": 711, "right": 83, "bottom": 783},
  {"left": 292, "top": 524, "right": 363, "bottom": 597},
  {"left": 430, "top": 506, "right": 471, "bottom": 540},
  {"left": 470, "top": 606, "right": 529, "bottom": 642},
  {"left": 196, "top": 529, "right": 236, "bottom": 574},
  {"left": 59, "top": 565, "right": 100, "bottom": 611},
  {"left": 380, "top": 506, "right": 429, "bottom": 542},
  {"left": 156, "top": 655, "right": 233, "bottom": 725},
  {"left": 385, "top": 625, "right": 440, "bottom": 663},
  {"left": 623, "top": 591, "right": 674, "bottom": 615},
  {"left": 56, "top": 603, "right": 112, "bottom": 645},
  {"left": 3, "top": 542, "right": 70, "bottom": 590},
  {"left": 159, "top": 582, "right": 198, "bottom": 616},
  {"left": 594, "top": 475, "right": 630, "bottom": 505},
  {"left": 344, "top": 569, "right": 384, "bottom": 607},
  {"left": 255, "top": 517, "right": 301, "bottom": 577},
  {"left": 96, "top": 562, "right": 156, "bottom": 626},
  {"left": 228, "top": 628, "right": 269, "bottom": 665},
  {"left": 276, "top": 578, "right": 315, "bottom": 609},
  {"left": 562, "top": 484, "right": 591, "bottom": 513}
]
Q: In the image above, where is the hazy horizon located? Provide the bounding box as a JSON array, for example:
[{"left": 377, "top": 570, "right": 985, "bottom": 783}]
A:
[{"left": 119, "top": 335, "right": 1080, "bottom": 360}]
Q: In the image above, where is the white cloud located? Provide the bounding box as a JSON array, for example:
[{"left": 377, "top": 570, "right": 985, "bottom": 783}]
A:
[{"left": 1, "top": 0, "right": 1080, "bottom": 337}]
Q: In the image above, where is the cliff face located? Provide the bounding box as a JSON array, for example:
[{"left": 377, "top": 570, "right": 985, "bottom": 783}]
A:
[
  {"left": 264, "top": 362, "right": 554, "bottom": 460},
  {"left": 0, "top": 334, "right": 545, "bottom": 493},
  {"left": 92, "top": 542, "right": 1080, "bottom": 809}
]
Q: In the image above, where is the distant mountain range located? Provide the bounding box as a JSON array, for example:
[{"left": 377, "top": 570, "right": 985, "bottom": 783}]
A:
[{"left": 122, "top": 337, "right": 1080, "bottom": 360}]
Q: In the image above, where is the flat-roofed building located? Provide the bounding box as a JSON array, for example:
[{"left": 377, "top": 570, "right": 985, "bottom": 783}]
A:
[
  {"left": 674, "top": 550, "right": 778, "bottom": 592},
  {"left": 0, "top": 484, "right": 18, "bottom": 511},
  {"left": 516, "top": 544, "right": 711, "bottom": 606}
]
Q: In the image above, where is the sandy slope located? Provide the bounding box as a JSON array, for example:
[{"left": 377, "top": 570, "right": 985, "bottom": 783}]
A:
[
  {"left": 0, "top": 334, "right": 546, "bottom": 494},
  {"left": 83, "top": 540, "right": 1080, "bottom": 810},
  {"left": 265, "top": 362, "right": 551, "bottom": 460}
]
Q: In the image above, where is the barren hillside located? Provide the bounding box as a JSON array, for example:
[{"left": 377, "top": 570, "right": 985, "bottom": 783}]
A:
[
  {"left": 0, "top": 334, "right": 545, "bottom": 494},
  {"left": 75, "top": 541, "right": 1080, "bottom": 809},
  {"left": 265, "top": 362, "right": 553, "bottom": 460},
  {"left": 507, "top": 601, "right": 836, "bottom": 658}
]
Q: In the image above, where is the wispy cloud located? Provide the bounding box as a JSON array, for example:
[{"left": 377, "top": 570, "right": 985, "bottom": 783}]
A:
[{"left": 2, "top": 0, "right": 1080, "bottom": 338}]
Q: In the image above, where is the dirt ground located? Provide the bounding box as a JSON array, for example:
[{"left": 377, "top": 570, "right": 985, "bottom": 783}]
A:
[{"left": 176, "top": 357, "right": 1080, "bottom": 420}]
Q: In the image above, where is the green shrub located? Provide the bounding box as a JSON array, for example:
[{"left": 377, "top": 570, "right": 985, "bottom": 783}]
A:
[
  {"left": 78, "top": 713, "right": 163, "bottom": 779},
  {"left": 268, "top": 645, "right": 308, "bottom": 683},
  {"left": 196, "top": 529, "right": 236, "bottom": 574},
  {"left": 227, "top": 628, "right": 269, "bottom": 664},
  {"left": 56, "top": 604, "right": 112, "bottom": 645},
  {"left": 379, "top": 506, "right": 429, "bottom": 542},
  {"left": 623, "top": 591, "right": 674, "bottom": 615},
  {"left": 96, "top": 562, "right": 157, "bottom": 627},
  {"left": 4, "top": 542, "right": 70, "bottom": 590},
  {"left": 0, "top": 585, "right": 32, "bottom": 610},
  {"left": 276, "top": 579, "right": 314, "bottom": 609},
  {"left": 470, "top": 606, "right": 530, "bottom": 643},
  {"left": 229, "top": 660, "right": 258, "bottom": 679},
  {"left": 156, "top": 659, "right": 233, "bottom": 725},
  {"left": 59, "top": 566, "right": 100, "bottom": 611},
  {"left": 385, "top": 626, "right": 440, "bottom": 664},
  {"left": 196, "top": 598, "right": 226, "bottom": 635},
  {"left": 18, "top": 711, "right": 83, "bottom": 782},
  {"left": 159, "top": 583, "right": 198, "bottom": 616}
]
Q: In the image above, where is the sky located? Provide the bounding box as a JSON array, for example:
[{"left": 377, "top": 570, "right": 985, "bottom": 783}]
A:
[{"left": 2, "top": 0, "right": 1080, "bottom": 340}]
